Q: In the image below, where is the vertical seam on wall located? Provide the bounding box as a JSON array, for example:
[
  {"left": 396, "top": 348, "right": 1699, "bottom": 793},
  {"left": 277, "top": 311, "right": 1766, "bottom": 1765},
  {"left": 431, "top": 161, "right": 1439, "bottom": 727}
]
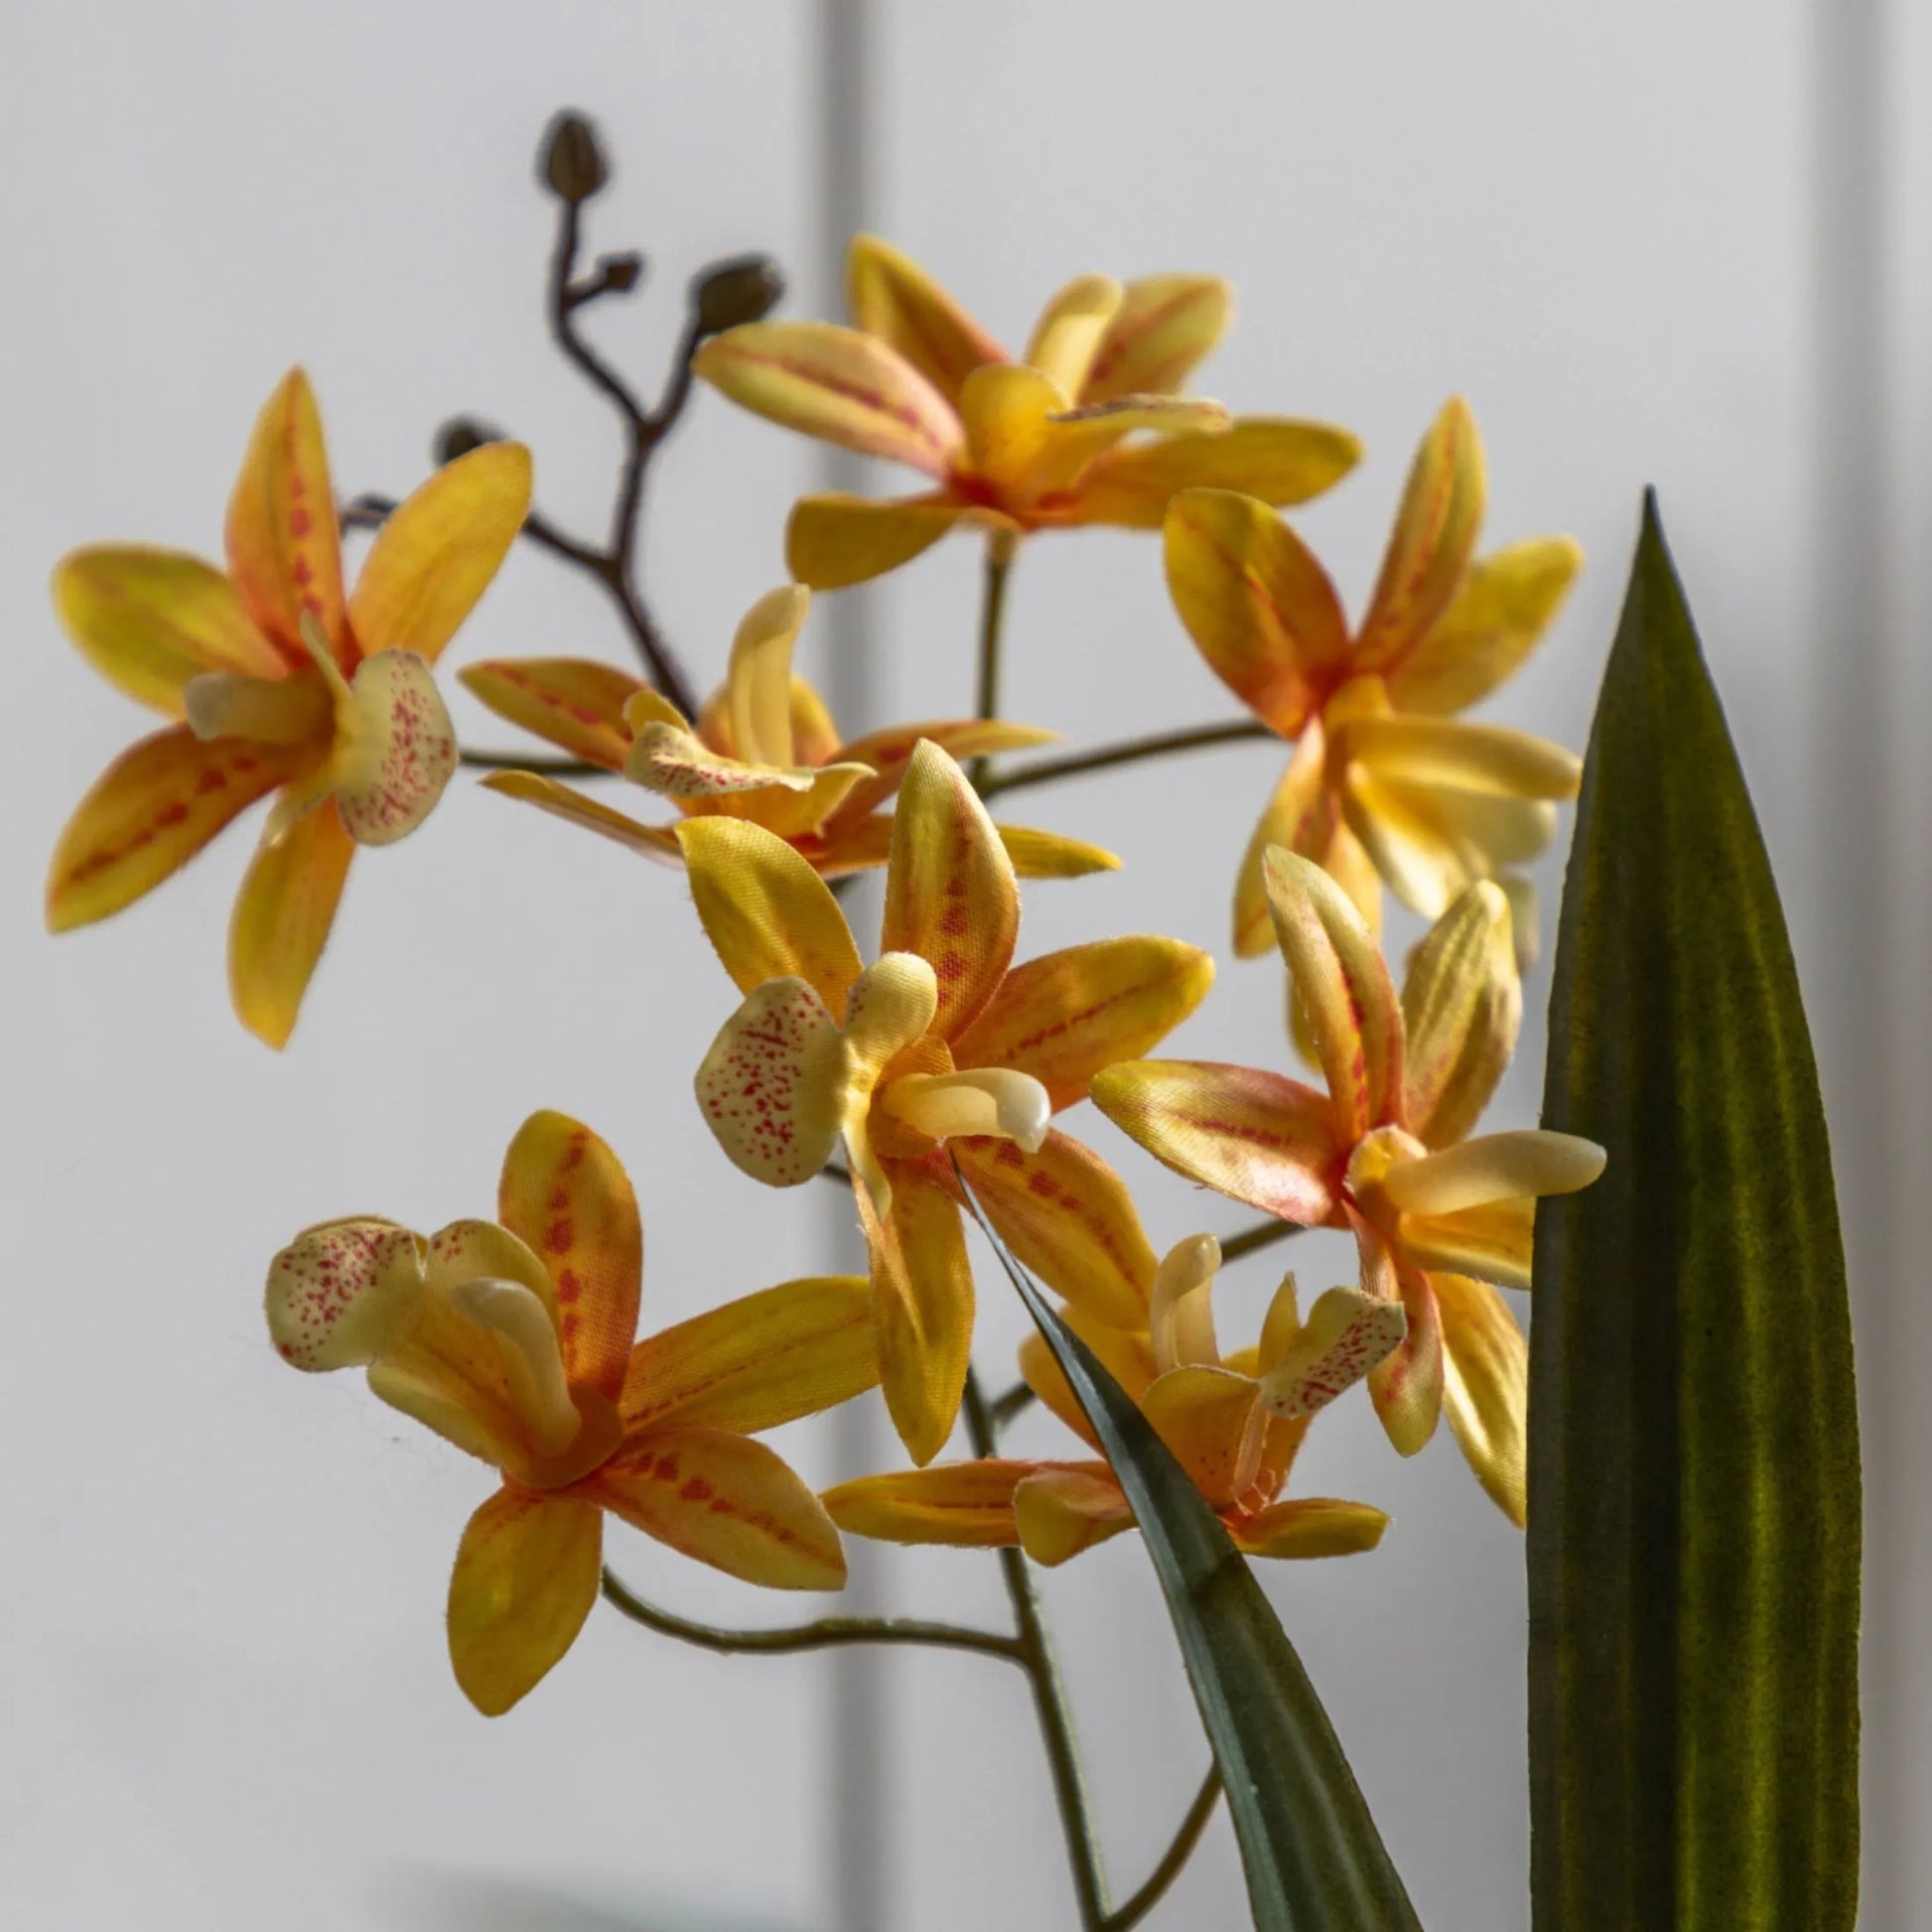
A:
[
  {"left": 814, "top": 6, "right": 889, "bottom": 1931},
  {"left": 1810, "top": 0, "right": 1895, "bottom": 1920}
]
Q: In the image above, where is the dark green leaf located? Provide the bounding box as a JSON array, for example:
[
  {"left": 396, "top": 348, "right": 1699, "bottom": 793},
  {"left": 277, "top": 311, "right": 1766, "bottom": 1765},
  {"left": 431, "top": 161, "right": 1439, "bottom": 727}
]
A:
[
  {"left": 955, "top": 1168, "right": 1421, "bottom": 1932},
  {"left": 1529, "top": 493, "right": 1861, "bottom": 1929}
]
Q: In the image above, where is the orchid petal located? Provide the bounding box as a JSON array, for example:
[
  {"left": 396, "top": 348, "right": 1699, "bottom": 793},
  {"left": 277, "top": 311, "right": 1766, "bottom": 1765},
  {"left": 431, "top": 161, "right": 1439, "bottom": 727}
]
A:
[
  {"left": 348, "top": 442, "right": 530, "bottom": 665},
  {"left": 47, "top": 727, "right": 298, "bottom": 932},
  {"left": 1263, "top": 849, "right": 1403, "bottom": 1141},
  {"left": 1338, "top": 715, "right": 1583, "bottom": 800},
  {"left": 1081, "top": 275, "right": 1231, "bottom": 403},
  {"left": 328, "top": 649, "right": 458, "bottom": 846},
  {"left": 1387, "top": 537, "right": 1584, "bottom": 717},
  {"left": 861, "top": 1164, "right": 973, "bottom": 1465},
  {"left": 1014, "top": 1465, "right": 1135, "bottom": 1566},
  {"left": 994, "top": 824, "right": 1122, "bottom": 878},
  {"left": 621, "top": 1276, "right": 876, "bottom": 1434},
  {"left": 695, "top": 978, "right": 845, "bottom": 1188},
  {"left": 1149, "top": 1232, "right": 1223, "bottom": 1374},
  {"left": 823, "top": 1458, "right": 1029, "bottom": 1547},
  {"left": 265, "top": 1218, "right": 426, "bottom": 1371},
  {"left": 1434, "top": 1271, "right": 1529, "bottom": 1526},
  {"left": 224, "top": 368, "right": 345, "bottom": 662},
  {"left": 1233, "top": 727, "right": 1332, "bottom": 958},
  {"left": 459, "top": 657, "right": 643, "bottom": 769},
  {"left": 1355, "top": 396, "right": 1486, "bottom": 670},
  {"left": 1165, "top": 487, "right": 1348, "bottom": 735},
  {"left": 1402, "top": 881, "right": 1521, "bottom": 1148},
  {"left": 1020, "top": 1313, "right": 1160, "bottom": 1453},
  {"left": 1382, "top": 1130, "right": 1606, "bottom": 1216},
  {"left": 1141, "top": 1365, "right": 1265, "bottom": 1511},
  {"left": 679, "top": 817, "right": 862, "bottom": 1011},
  {"left": 953, "top": 1129, "right": 1157, "bottom": 1330},
  {"left": 1024, "top": 274, "right": 1125, "bottom": 397},
  {"left": 694, "top": 322, "right": 963, "bottom": 479},
  {"left": 846, "top": 235, "right": 1005, "bottom": 406},
  {"left": 1074, "top": 418, "right": 1361, "bottom": 527},
  {"left": 883, "top": 740, "right": 1018, "bottom": 1038},
  {"left": 478, "top": 770, "right": 683, "bottom": 864},
  {"left": 785, "top": 492, "right": 970, "bottom": 590},
  {"left": 54, "top": 546, "right": 285, "bottom": 712},
  {"left": 588, "top": 1426, "right": 846, "bottom": 1590},
  {"left": 1232, "top": 1498, "right": 1389, "bottom": 1560},
  {"left": 227, "top": 796, "right": 355, "bottom": 1048},
  {"left": 1091, "top": 1059, "right": 1340, "bottom": 1225},
  {"left": 447, "top": 1489, "right": 603, "bottom": 1716},
  {"left": 1260, "top": 1287, "right": 1408, "bottom": 1420}
]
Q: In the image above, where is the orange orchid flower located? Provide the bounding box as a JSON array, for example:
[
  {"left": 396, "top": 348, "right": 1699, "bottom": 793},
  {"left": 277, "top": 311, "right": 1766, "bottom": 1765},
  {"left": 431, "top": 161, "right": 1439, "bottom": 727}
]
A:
[
  {"left": 824, "top": 1232, "right": 1400, "bottom": 1566},
  {"left": 692, "top": 235, "right": 1360, "bottom": 589},
  {"left": 685, "top": 740, "right": 1214, "bottom": 1463},
  {"left": 1164, "top": 397, "right": 1584, "bottom": 956},
  {"left": 267, "top": 1110, "right": 874, "bottom": 1715},
  {"left": 47, "top": 368, "right": 531, "bottom": 1045},
  {"left": 1093, "top": 854, "right": 1604, "bottom": 1522},
  {"left": 461, "top": 583, "right": 1114, "bottom": 880}
]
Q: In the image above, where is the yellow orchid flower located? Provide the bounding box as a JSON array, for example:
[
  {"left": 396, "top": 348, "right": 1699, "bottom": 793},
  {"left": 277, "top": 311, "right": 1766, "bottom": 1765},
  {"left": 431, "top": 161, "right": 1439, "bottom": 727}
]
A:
[
  {"left": 824, "top": 1232, "right": 1400, "bottom": 1565},
  {"left": 1093, "top": 854, "right": 1605, "bottom": 1523},
  {"left": 685, "top": 740, "right": 1214, "bottom": 1464},
  {"left": 692, "top": 235, "right": 1360, "bottom": 589},
  {"left": 1164, "top": 397, "right": 1585, "bottom": 955},
  {"left": 268, "top": 1109, "right": 874, "bottom": 1716},
  {"left": 461, "top": 583, "right": 1114, "bottom": 881},
  {"left": 47, "top": 368, "right": 532, "bottom": 1045}
]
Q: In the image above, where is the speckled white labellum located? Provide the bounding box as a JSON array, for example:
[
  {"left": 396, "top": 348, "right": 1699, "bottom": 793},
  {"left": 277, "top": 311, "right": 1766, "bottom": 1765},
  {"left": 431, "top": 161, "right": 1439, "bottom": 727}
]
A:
[
  {"left": 333, "top": 649, "right": 459, "bottom": 846},
  {"left": 695, "top": 977, "right": 845, "bottom": 1186},
  {"left": 1260, "top": 1286, "right": 1408, "bottom": 1419},
  {"left": 266, "top": 1218, "right": 426, "bottom": 1371}
]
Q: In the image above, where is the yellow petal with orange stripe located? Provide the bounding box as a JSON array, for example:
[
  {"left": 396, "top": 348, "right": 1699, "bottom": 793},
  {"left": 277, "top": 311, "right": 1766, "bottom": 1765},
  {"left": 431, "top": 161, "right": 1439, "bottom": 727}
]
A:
[
  {"left": 1234, "top": 728, "right": 1332, "bottom": 958},
  {"left": 694, "top": 322, "right": 963, "bottom": 479},
  {"left": 55, "top": 546, "right": 287, "bottom": 712},
  {"left": 1355, "top": 396, "right": 1486, "bottom": 670},
  {"left": 621, "top": 1276, "right": 876, "bottom": 1434},
  {"left": 1387, "top": 536, "right": 1584, "bottom": 716},
  {"left": 823, "top": 1458, "right": 1029, "bottom": 1547},
  {"left": 225, "top": 368, "right": 346, "bottom": 661},
  {"left": 883, "top": 740, "right": 1018, "bottom": 1039},
  {"left": 498, "top": 1111, "right": 641, "bottom": 1403},
  {"left": 478, "top": 770, "right": 682, "bottom": 863},
  {"left": 348, "top": 442, "right": 530, "bottom": 665},
  {"left": 995, "top": 824, "right": 1121, "bottom": 879},
  {"left": 1023, "top": 274, "right": 1124, "bottom": 397},
  {"left": 829, "top": 718, "right": 1058, "bottom": 828},
  {"left": 588, "top": 1426, "right": 846, "bottom": 1589},
  {"left": 1141, "top": 1365, "right": 1264, "bottom": 1511},
  {"left": 1081, "top": 275, "right": 1231, "bottom": 403},
  {"left": 47, "top": 726, "right": 298, "bottom": 931},
  {"left": 679, "top": 816, "right": 862, "bottom": 1011},
  {"left": 447, "top": 1488, "right": 604, "bottom": 1716},
  {"left": 1165, "top": 487, "right": 1347, "bottom": 737},
  {"left": 1401, "top": 881, "right": 1521, "bottom": 1149},
  {"left": 227, "top": 796, "right": 355, "bottom": 1047},
  {"left": 953, "top": 1129, "right": 1157, "bottom": 1331},
  {"left": 1091, "top": 1058, "right": 1341, "bottom": 1226},
  {"left": 846, "top": 235, "right": 1005, "bottom": 407},
  {"left": 1014, "top": 1465, "right": 1135, "bottom": 1566},
  {"left": 1262, "top": 848, "right": 1403, "bottom": 1141},
  {"left": 1020, "top": 1311, "right": 1159, "bottom": 1453},
  {"left": 1075, "top": 419, "right": 1361, "bottom": 528},
  {"left": 459, "top": 657, "right": 643, "bottom": 769},
  {"left": 950, "top": 934, "right": 1214, "bottom": 1111},
  {"left": 862, "top": 1162, "right": 974, "bottom": 1465}
]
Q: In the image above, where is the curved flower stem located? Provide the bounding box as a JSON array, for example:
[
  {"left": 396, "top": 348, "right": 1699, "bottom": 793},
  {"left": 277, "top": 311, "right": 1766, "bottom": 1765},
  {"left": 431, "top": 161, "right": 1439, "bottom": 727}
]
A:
[
  {"left": 601, "top": 1568, "right": 1023, "bottom": 1664},
  {"left": 979, "top": 719, "right": 1273, "bottom": 800},
  {"left": 987, "top": 1378, "right": 1037, "bottom": 1435},
  {"left": 1103, "top": 1767, "right": 1224, "bottom": 1931},
  {"left": 966, "top": 532, "right": 1019, "bottom": 790},
  {"left": 963, "top": 1370, "right": 1112, "bottom": 1929},
  {"left": 1218, "top": 1217, "right": 1308, "bottom": 1265},
  {"left": 459, "top": 749, "right": 609, "bottom": 776}
]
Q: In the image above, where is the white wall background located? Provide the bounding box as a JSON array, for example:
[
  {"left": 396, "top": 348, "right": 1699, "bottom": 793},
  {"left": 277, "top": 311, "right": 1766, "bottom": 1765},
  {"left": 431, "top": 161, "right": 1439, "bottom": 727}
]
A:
[{"left": 1, "top": 3, "right": 1918, "bottom": 1928}]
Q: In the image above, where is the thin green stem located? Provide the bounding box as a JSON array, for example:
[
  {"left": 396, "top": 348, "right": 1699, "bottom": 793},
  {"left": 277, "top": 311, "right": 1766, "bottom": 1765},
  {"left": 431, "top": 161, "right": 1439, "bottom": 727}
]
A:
[
  {"left": 460, "top": 749, "right": 608, "bottom": 776},
  {"left": 1103, "top": 1767, "right": 1223, "bottom": 1931},
  {"left": 979, "top": 719, "right": 1272, "bottom": 799},
  {"left": 601, "top": 1569, "right": 1022, "bottom": 1663},
  {"left": 963, "top": 1370, "right": 1112, "bottom": 1928},
  {"left": 1217, "top": 1217, "right": 1308, "bottom": 1265},
  {"left": 988, "top": 1379, "right": 1037, "bottom": 1434},
  {"left": 967, "top": 533, "right": 1018, "bottom": 789}
]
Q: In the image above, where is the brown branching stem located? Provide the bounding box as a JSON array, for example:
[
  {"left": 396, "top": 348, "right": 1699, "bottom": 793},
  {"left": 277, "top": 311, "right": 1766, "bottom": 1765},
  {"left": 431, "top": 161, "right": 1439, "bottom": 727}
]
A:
[
  {"left": 1105, "top": 1768, "right": 1224, "bottom": 1931},
  {"left": 458, "top": 749, "right": 606, "bottom": 776},
  {"left": 978, "top": 718, "right": 1273, "bottom": 799}
]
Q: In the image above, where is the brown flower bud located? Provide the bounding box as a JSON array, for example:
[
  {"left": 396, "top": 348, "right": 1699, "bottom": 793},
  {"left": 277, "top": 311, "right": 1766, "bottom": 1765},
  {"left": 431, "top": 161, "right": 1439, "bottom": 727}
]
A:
[
  {"left": 434, "top": 418, "right": 499, "bottom": 466},
  {"left": 692, "top": 254, "right": 784, "bottom": 335},
  {"left": 541, "top": 111, "right": 607, "bottom": 204},
  {"left": 597, "top": 251, "right": 644, "bottom": 294}
]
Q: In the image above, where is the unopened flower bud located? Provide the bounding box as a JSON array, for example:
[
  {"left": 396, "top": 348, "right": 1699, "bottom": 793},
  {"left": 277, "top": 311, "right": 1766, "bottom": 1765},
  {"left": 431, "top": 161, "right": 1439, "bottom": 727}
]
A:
[
  {"left": 693, "top": 254, "right": 784, "bottom": 334},
  {"left": 541, "top": 111, "right": 608, "bottom": 203},
  {"left": 597, "top": 251, "right": 643, "bottom": 294},
  {"left": 434, "top": 418, "right": 499, "bottom": 466}
]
